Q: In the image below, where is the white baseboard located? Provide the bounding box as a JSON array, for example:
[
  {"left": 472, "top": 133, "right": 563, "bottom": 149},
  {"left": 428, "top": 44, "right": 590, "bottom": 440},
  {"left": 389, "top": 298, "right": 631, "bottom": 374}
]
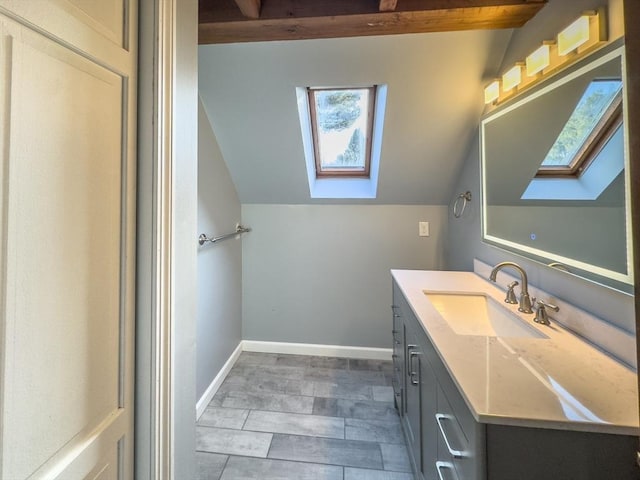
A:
[
  {"left": 195, "top": 342, "right": 243, "bottom": 420},
  {"left": 242, "top": 340, "right": 392, "bottom": 360}
]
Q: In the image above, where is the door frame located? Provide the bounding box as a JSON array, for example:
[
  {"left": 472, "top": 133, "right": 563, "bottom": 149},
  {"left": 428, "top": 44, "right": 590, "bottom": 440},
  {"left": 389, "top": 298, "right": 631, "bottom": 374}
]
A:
[{"left": 136, "top": 0, "right": 198, "bottom": 478}]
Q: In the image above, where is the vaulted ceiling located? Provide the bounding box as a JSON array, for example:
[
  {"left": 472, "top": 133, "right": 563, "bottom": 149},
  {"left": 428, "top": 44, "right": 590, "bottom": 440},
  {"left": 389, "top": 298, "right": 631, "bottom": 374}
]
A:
[{"left": 197, "top": 1, "right": 547, "bottom": 204}]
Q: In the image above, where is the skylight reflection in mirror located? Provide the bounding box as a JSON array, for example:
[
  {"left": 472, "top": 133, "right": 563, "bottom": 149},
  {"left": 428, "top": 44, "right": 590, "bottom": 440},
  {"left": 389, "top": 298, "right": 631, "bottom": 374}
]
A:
[{"left": 538, "top": 79, "right": 622, "bottom": 173}]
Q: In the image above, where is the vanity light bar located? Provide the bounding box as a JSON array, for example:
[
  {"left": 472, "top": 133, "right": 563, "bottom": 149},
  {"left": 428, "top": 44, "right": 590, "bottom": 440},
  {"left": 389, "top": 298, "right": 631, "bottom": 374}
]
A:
[
  {"left": 502, "top": 64, "right": 523, "bottom": 92},
  {"left": 484, "top": 9, "right": 606, "bottom": 105},
  {"left": 558, "top": 15, "right": 591, "bottom": 55},
  {"left": 484, "top": 80, "right": 500, "bottom": 104},
  {"left": 526, "top": 43, "right": 551, "bottom": 77},
  {"left": 560, "top": 11, "right": 606, "bottom": 56}
]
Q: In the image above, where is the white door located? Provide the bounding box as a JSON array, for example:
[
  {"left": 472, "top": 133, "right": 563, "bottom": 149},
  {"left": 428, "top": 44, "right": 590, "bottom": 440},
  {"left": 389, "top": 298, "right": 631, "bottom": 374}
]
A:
[{"left": 0, "top": 1, "right": 137, "bottom": 478}]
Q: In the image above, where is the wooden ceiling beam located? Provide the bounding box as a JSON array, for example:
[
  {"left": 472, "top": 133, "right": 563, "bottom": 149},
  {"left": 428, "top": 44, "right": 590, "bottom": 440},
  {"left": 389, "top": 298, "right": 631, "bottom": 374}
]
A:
[
  {"left": 199, "top": 0, "right": 547, "bottom": 44},
  {"left": 233, "top": 0, "right": 261, "bottom": 19},
  {"left": 379, "top": 0, "right": 398, "bottom": 12}
]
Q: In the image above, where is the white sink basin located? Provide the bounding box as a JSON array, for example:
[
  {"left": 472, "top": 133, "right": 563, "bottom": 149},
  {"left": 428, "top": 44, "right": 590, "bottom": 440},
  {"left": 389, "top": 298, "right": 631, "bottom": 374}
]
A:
[{"left": 423, "top": 291, "right": 548, "bottom": 339}]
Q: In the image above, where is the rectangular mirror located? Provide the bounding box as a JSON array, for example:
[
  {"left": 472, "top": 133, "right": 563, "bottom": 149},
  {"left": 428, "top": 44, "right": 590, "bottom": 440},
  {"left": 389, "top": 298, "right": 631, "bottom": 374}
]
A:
[{"left": 481, "top": 42, "right": 632, "bottom": 293}]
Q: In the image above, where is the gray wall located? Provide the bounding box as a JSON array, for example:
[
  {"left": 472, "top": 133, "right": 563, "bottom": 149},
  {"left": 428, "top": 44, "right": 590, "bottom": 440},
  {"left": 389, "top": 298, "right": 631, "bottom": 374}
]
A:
[
  {"left": 198, "top": 30, "right": 511, "bottom": 205},
  {"left": 446, "top": 0, "right": 633, "bottom": 336},
  {"left": 242, "top": 205, "right": 447, "bottom": 347},
  {"left": 197, "top": 100, "right": 243, "bottom": 399}
]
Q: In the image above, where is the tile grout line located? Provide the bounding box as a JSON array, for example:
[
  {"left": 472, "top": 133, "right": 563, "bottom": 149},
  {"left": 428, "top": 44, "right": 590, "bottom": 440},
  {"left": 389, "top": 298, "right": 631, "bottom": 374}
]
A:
[
  {"left": 342, "top": 411, "right": 346, "bottom": 440},
  {"left": 240, "top": 408, "right": 251, "bottom": 430},
  {"left": 378, "top": 442, "right": 386, "bottom": 472},
  {"left": 217, "top": 454, "right": 231, "bottom": 480}
]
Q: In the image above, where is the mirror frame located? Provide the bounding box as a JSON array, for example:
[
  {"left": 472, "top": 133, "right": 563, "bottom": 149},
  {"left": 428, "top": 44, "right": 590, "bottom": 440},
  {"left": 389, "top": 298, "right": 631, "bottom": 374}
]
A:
[
  {"left": 480, "top": 41, "right": 633, "bottom": 292},
  {"left": 622, "top": 0, "right": 640, "bottom": 437}
]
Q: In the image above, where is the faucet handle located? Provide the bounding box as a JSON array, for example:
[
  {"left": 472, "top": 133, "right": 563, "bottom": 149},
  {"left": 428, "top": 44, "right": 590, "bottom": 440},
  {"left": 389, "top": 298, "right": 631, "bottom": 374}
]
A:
[
  {"left": 533, "top": 298, "right": 559, "bottom": 325},
  {"left": 534, "top": 298, "right": 558, "bottom": 310},
  {"left": 504, "top": 281, "right": 519, "bottom": 304}
]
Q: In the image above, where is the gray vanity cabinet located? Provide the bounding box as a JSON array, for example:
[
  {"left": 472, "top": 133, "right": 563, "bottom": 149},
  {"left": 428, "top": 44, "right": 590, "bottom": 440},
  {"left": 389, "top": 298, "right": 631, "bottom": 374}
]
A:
[
  {"left": 394, "top": 282, "right": 484, "bottom": 480},
  {"left": 392, "top": 278, "right": 639, "bottom": 480},
  {"left": 393, "top": 281, "right": 425, "bottom": 477},
  {"left": 393, "top": 281, "right": 451, "bottom": 480}
]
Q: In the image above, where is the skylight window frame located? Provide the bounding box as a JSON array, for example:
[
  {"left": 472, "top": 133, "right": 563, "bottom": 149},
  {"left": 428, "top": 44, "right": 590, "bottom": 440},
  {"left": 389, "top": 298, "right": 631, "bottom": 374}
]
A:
[
  {"left": 536, "top": 86, "right": 623, "bottom": 178},
  {"left": 307, "top": 86, "right": 377, "bottom": 179}
]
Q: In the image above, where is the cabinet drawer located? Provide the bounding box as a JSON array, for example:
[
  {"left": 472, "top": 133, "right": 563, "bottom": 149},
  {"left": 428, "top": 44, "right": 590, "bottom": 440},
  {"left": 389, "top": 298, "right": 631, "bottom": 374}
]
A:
[
  {"left": 436, "top": 432, "right": 461, "bottom": 480},
  {"left": 436, "top": 383, "right": 469, "bottom": 453},
  {"left": 436, "top": 384, "right": 484, "bottom": 480},
  {"left": 423, "top": 335, "right": 476, "bottom": 444}
]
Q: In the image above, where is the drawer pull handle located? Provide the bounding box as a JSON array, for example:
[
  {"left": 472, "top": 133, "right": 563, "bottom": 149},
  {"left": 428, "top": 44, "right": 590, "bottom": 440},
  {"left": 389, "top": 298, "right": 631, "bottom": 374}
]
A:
[
  {"left": 436, "top": 414, "right": 466, "bottom": 459},
  {"left": 409, "top": 351, "right": 420, "bottom": 385},
  {"left": 436, "top": 461, "right": 459, "bottom": 480},
  {"left": 392, "top": 329, "right": 399, "bottom": 334},
  {"left": 406, "top": 344, "right": 417, "bottom": 378}
]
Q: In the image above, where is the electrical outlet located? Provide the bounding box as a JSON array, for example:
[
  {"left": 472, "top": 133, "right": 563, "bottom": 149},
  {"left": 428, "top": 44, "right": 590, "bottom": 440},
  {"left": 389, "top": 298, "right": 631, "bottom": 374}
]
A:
[{"left": 419, "top": 221, "right": 430, "bottom": 237}]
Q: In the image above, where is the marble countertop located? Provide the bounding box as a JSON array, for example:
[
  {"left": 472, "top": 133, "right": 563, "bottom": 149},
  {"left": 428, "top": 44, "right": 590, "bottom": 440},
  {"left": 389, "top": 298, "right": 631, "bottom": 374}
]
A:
[{"left": 391, "top": 269, "right": 639, "bottom": 435}]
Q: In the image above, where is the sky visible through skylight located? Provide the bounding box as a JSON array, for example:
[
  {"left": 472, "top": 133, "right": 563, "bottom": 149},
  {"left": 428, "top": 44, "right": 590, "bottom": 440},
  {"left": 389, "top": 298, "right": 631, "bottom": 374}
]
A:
[
  {"left": 541, "top": 79, "right": 622, "bottom": 167},
  {"left": 314, "top": 89, "right": 369, "bottom": 169}
]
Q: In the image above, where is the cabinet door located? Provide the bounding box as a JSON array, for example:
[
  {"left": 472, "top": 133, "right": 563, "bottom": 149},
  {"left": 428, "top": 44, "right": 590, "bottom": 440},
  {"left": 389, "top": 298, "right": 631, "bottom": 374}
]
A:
[
  {"left": 420, "top": 344, "right": 438, "bottom": 480},
  {"left": 404, "top": 329, "right": 423, "bottom": 476}
]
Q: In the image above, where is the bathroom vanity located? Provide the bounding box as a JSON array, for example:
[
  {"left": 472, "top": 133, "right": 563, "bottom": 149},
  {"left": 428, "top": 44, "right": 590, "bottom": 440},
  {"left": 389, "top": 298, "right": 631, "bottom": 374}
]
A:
[{"left": 391, "top": 269, "right": 639, "bottom": 480}]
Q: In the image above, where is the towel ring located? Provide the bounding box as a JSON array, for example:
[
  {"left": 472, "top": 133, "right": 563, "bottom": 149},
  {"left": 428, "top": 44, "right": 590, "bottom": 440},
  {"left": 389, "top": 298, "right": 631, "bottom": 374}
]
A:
[{"left": 453, "top": 191, "right": 472, "bottom": 218}]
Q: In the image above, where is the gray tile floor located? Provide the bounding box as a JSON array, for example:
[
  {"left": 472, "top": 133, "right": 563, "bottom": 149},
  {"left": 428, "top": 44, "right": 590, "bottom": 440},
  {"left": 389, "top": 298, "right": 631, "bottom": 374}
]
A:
[{"left": 196, "top": 352, "right": 414, "bottom": 480}]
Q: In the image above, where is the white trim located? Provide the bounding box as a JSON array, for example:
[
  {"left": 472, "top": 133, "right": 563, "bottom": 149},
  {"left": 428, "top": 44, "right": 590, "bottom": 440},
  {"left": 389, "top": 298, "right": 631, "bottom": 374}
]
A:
[
  {"left": 154, "top": 0, "right": 175, "bottom": 477},
  {"left": 195, "top": 342, "right": 243, "bottom": 420},
  {"left": 135, "top": 0, "right": 177, "bottom": 478},
  {"left": 242, "top": 340, "right": 392, "bottom": 360}
]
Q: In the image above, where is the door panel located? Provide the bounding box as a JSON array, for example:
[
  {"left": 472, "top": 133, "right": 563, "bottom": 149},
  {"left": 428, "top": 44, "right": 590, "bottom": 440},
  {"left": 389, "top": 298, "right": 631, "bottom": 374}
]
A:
[
  {"left": 0, "top": 0, "right": 136, "bottom": 478},
  {"left": 66, "top": 0, "right": 128, "bottom": 46}
]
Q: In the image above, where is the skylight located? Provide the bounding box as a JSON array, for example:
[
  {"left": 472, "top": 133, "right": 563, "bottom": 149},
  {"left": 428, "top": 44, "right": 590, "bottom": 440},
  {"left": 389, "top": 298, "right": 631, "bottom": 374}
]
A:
[
  {"left": 308, "top": 87, "right": 375, "bottom": 178},
  {"left": 296, "top": 85, "right": 387, "bottom": 199},
  {"left": 537, "top": 79, "right": 622, "bottom": 176}
]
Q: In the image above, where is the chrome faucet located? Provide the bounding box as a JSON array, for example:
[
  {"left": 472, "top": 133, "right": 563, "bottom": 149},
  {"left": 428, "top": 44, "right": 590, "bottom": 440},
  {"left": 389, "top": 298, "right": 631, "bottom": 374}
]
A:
[{"left": 489, "top": 262, "right": 533, "bottom": 313}]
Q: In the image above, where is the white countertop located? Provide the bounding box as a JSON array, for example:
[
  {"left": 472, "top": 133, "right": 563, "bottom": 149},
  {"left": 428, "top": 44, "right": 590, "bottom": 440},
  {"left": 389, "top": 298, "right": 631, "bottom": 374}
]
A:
[{"left": 391, "top": 269, "right": 639, "bottom": 435}]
